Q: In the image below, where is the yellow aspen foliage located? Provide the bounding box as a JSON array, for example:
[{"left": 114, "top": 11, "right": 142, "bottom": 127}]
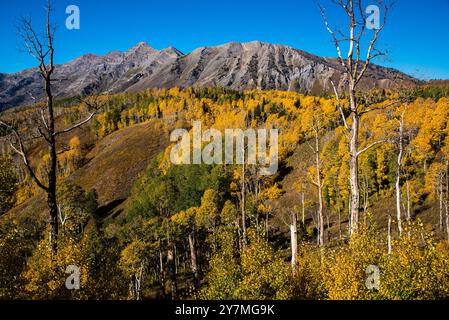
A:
[{"left": 22, "top": 237, "right": 90, "bottom": 300}]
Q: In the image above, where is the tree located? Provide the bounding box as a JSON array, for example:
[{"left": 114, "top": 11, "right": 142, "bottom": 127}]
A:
[
  {"left": 320, "top": 0, "right": 394, "bottom": 235},
  {"left": 290, "top": 208, "right": 298, "bottom": 274},
  {"left": 0, "top": 1, "right": 101, "bottom": 253},
  {"left": 0, "top": 156, "right": 18, "bottom": 215},
  {"left": 391, "top": 105, "right": 414, "bottom": 236},
  {"left": 304, "top": 101, "right": 329, "bottom": 245},
  {"left": 196, "top": 189, "right": 221, "bottom": 250},
  {"left": 171, "top": 207, "right": 201, "bottom": 289},
  {"left": 120, "top": 240, "right": 152, "bottom": 300}
]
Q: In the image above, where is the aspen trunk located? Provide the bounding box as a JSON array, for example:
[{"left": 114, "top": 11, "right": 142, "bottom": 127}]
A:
[
  {"left": 446, "top": 160, "right": 449, "bottom": 244},
  {"left": 241, "top": 151, "right": 247, "bottom": 247},
  {"left": 265, "top": 211, "right": 269, "bottom": 238},
  {"left": 301, "top": 190, "right": 305, "bottom": 227},
  {"left": 313, "top": 131, "right": 324, "bottom": 246},
  {"left": 363, "top": 180, "right": 368, "bottom": 220},
  {"left": 406, "top": 180, "right": 411, "bottom": 221},
  {"left": 349, "top": 90, "right": 360, "bottom": 235},
  {"left": 167, "top": 247, "right": 177, "bottom": 300},
  {"left": 290, "top": 210, "right": 298, "bottom": 275},
  {"left": 387, "top": 215, "right": 392, "bottom": 255},
  {"left": 159, "top": 250, "right": 166, "bottom": 298},
  {"left": 134, "top": 263, "right": 144, "bottom": 300},
  {"left": 188, "top": 233, "right": 199, "bottom": 287},
  {"left": 338, "top": 208, "right": 342, "bottom": 239},
  {"left": 174, "top": 244, "right": 178, "bottom": 274},
  {"left": 322, "top": 0, "right": 389, "bottom": 238},
  {"left": 439, "top": 173, "right": 444, "bottom": 233},
  {"left": 337, "top": 186, "right": 342, "bottom": 239},
  {"left": 395, "top": 117, "right": 404, "bottom": 237}
]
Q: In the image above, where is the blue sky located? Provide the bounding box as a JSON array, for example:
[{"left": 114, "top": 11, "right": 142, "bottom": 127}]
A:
[{"left": 0, "top": 0, "right": 448, "bottom": 79}]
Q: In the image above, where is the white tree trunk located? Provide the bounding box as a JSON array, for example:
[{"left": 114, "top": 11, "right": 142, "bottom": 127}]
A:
[
  {"left": 440, "top": 172, "right": 444, "bottom": 233},
  {"left": 446, "top": 160, "right": 449, "bottom": 244},
  {"left": 188, "top": 233, "right": 199, "bottom": 286},
  {"left": 290, "top": 210, "right": 298, "bottom": 275},
  {"left": 302, "top": 190, "right": 305, "bottom": 227},
  {"left": 406, "top": 180, "right": 411, "bottom": 221},
  {"left": 349, "top": 90, "right": 360, "bottom": 235},
  {"left": 315, "top": 132, "right": 324, "bottom": 246},
  {"left": 387, "top": 215, "right": 392, "bottom": 255},
  {"left": 241, "top": 150, "right": 247, "bottom": 247},
  {"left": 396, "top": 117, "right": 404, "bottom": 236}
]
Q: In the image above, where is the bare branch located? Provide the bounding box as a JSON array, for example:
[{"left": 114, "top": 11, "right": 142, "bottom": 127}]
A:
[
  {"left": 0, "top": 121, "right": 49, "bottom": 191},
  {"left": 357, "top": 139, "right": 385, "bottom": 157},
  {"left": 318, "top": 3, "right": 349, "bottom": 74},
  {"left": 359, "top": 99, "right": 400, "bottom": 115},
  {"left": 54, "top": 94, "right": 105, "bottom": 136},
  {"left": 306, "top": 140, "right": 315, "bottom": 153},
  {"left": 45, "top": 0, "right": 55, "bottom": 75},
  {"left": 355, "top": 2, "right": 393, "bottom": 85},
  {"left": 352, "top": 0, "right": 367, "bottom": 80},
  {"left": 40, "top": 108, "right": 49, "bottom": 130},
  {"left": 54, "top": 111, "right": 96, "bottom": 136},
  {"left": 330, "top": 80, "right": 350, "bottom": 133}
]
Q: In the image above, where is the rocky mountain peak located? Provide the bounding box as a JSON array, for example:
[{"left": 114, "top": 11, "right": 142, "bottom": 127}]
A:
[
  {"left": 126, "top": 42, "right": 157, "bottom": 56},
  {"left": 0, "top": 41, "right": 420, "bottom": 111}
]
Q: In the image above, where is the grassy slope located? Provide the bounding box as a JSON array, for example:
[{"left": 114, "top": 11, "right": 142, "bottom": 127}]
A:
[
  {"left": 69, "top": 120, "right": 169, "bottom": 205},
  {"left": 3, "top": 119, "right": 170, "bottom": 224}
]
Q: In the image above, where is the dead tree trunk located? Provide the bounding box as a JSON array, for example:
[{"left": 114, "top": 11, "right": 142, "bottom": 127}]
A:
[
  {"left": 0, "top": 2, "right": 100, "bottom": 254},
  {"left": 290, "top": 209, "right": 298, "bottom": 275},
  {"left": 46, "top": 73, "right": 58, "bottom": 252},
  {"left": 321, "top": 0, "right": 393, "bottom": 236}
]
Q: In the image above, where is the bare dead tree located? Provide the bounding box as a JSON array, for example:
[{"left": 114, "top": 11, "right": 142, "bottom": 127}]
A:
[
  {"left": 290, "top": 208, "right": 298, "bottom": 275},
  {"left": 320, "top": 0, "right": 396, "bottom": 235},
  {"left": 0, "top": 1, "right": 102, "bottom": 253},
  {"left": 278, "top": 208, "right": 299, "bottom": 274}
]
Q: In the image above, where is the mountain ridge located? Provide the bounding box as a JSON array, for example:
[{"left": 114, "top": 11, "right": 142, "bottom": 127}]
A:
[{"left": 0, "top": 41, "right": 419, "bottom": 110}]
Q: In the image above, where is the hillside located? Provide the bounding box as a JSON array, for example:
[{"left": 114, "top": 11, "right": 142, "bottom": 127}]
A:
[
  {"left": 3, "top": 119, "right": 170, "bottom": 222},
  {"left": 2, "top": 87, "right": 449, "bottom": 300}
]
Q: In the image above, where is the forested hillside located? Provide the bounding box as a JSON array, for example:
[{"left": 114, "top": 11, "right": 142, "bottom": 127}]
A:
[{"left": 1, "top": 86, "right": 449, "bottom": 299}]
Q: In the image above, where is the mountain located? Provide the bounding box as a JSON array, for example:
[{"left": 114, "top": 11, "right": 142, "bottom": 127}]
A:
[{"left": 0, "top": 41, "right": 419, "bottom": 110}]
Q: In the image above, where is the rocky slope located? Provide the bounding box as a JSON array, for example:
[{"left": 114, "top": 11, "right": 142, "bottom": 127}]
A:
[{"left": 0, "top": 41, "right": 418, "bottom": 110}]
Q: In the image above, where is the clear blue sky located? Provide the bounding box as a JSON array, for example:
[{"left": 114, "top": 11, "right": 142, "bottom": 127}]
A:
[{"left": 0, "top": 0, "right": 448, "bottom": 79}]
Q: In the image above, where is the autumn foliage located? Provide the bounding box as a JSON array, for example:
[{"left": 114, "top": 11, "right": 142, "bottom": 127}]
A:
[{"left": 1, "top": 87, "right": 449, "bottom": 300}]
